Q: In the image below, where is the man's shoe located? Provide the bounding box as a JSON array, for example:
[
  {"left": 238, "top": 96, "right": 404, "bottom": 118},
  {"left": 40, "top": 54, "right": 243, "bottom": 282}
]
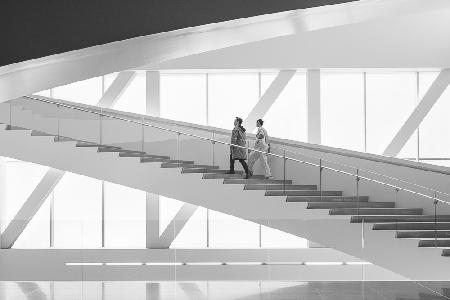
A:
[
  {"left": 225, "top": 171, "right": 235, "bottom": 174},
  {"left": 265, "top": 176, "right": 274, "bottom": 180},
  {"left": 244, "top": 174, "right": 250, "bottom": 179}
]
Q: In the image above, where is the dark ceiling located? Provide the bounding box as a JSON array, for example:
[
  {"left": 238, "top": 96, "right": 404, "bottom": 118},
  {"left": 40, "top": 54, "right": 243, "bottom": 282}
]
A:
[{"left": 1, "top": 0, "right": 356, "bottom": 67}]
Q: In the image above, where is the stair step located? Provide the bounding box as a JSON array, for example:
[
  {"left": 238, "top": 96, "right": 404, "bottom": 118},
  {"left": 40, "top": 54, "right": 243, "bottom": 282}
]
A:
[
  {"left": 119, "top": 152, "right": 170, "bottom": 159},
  {"left": 419, "top": 240, "right": 450, "bottom": 248},
  {"left": 265, "top": 190, "right": 342, "bottom": 196},
  {"left": 6, "top": 125, "right": 28, "bottom": 130},
  {"left": 244, "top": 184, "right": 316, "bottom": 191},
  {"left": 373, "top": 223, "right": 450, "bottom": 231},
  {"left": 76, "top": 142, "right": 106, "bottom": 147},
  {"left": 162, "top": 163, "right": 219, "bottom": 169},
  {"left": 203, "top": 173, "right": 265, "bottom": 180},
  {"left": 331, "top": 208, "right": 423, "bottom": 216},
  {"left": 352, "top": 215, "right": 450, "bottom": 223},
  {"left": 223, "top": 178, "right": 291, "bottom": 184},
  {"left": 307, "top": 202, "right": 395, "bottom": 209},
  {"left": 181, "top": 168, "right": 243, "bottom": 174},
  {"left": 98, "top": 146, "right": 128, "bottom": 152},
  {"left": 287, "top": 196, "right": 369, "bottom": 203},
  {"left": 396, "top": 231, "right": 450, "bottom": 239},
  {"left": 54, "top": 136, "right": 75, "bottom": 142},
  {"left": 141, "top": 157, "right": 193, "bottom": 164},
  {"left": 443, "top": 249, "right": 450, "bottom": 256},
  {"left": 31, "top": 130, "right": 54, "bottom": 136}
]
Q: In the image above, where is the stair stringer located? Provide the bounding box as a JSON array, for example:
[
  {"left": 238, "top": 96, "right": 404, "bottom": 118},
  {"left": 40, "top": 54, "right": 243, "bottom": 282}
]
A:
[{"left": 0, "top": 127, "right": 449, "bottom": 280}]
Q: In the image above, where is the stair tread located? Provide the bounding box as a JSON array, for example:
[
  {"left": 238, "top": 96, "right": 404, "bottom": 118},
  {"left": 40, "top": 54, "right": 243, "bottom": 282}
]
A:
[
  {"left": 244, "top": 184, "right": 317, "bottom": 190},
  {"left": 6, "top": 125, "right": 29, "bottom": 130},
  {"left": 331, "top": 208, "right": 423, "bottom": 216},
  {"left": 203, "top": 174, "right": 266, "bottom": 180},
  {"left": 54, "top": 136, "right": 75, "bottom": 142},
  {"left": 266, "top": 190, "right": 342, "bottom": 196},
  {"left": 352, "top": 215, "right": 450, "bottom": 223},
  {"left": 419, "top": 240, "right": 450, "bottom": 247},
  {"left": 307, "top": 202, "right": 395, "bottom": 209},
  {"left": 223, "top": 178, "right": 291, "bottom": 184},
  {"left": 98, "top": 146, "right": 128, "bottom": 152},
  {"left": 182, "top": 168, "right": 243, "bottom": 174},
  {"left": 162, "top": 163, "right": 219, "bottom": 169},
  {"left": 119, "top": 152, "right": 170, "bottom": 159},
  {"left": 373, "top": 223, "right": 450, "bottom": 230},
  {"left": 287, "top": 196, "right": 369, "bottom": 202},
  {"left": 141, "top": 157, "right": 194, "bottom": 164},
  {"left": 31, "top": 130, "right": 54, "bottom": 136},
  {"left": 396, "top": 231, "right": 450, "bottom": 239}
]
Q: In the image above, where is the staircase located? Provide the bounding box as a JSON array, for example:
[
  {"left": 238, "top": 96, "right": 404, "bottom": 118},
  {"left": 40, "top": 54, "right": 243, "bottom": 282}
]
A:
[{"left": 1, "top": 100, "right": 450, "bottom": 280}]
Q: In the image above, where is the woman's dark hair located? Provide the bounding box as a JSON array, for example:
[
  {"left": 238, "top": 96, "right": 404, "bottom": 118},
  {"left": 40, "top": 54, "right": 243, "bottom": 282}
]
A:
[
  {"left": 235, "top": 117, "right": 243, "bottom": 125},
  {"left": 257, "top": 119, "right": 264, "bottom": 126}
]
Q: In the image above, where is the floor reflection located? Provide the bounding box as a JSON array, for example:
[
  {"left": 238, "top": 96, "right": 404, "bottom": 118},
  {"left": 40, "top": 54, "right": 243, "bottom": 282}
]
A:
[{"left": 0, "top": 281, "right": 449, "bottom": 300}]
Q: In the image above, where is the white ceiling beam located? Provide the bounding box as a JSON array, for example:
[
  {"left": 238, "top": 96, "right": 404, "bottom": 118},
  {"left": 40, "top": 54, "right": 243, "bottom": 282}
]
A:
[
  {"left": 383, "top": 69, "right": 450, "bottom": 157},
  {"left": 1, "top": 168, "right": 64, "bottom": 249},
  {"left": 243, "top": 70, "right": 296, "bottom": 131},
  {"left": 97, "top": 71, "right": 136, "bottom": 108}
]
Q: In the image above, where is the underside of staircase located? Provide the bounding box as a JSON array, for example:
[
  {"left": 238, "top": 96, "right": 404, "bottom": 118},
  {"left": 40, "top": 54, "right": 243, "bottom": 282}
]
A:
[{"left": 1, "top": 105, "right": 450, "bottom": 280}]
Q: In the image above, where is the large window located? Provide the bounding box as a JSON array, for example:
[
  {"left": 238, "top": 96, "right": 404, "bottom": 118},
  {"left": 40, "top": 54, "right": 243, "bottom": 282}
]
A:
[
  {"left": 419, "top": 72, "right": 450, "bottom": 159},
  {"left": 104, "top": 182, "right": 146, "bottom": 248},
  {"left": 54, "top": 173, "right": 102, "bottom": 248},
  {"left": 366, "top": 72, "right": 417, "bottom": 157},
  {"left": 321, "top": 72, "right": 365, "bottom": 151},
  {"left": 161, "top": 73, "right": 207, "bottom": 124},
  {"left": 53, "top": 77, "right": 103, "bottom": 105},
  {"left": 261, "top": 73, "right": 307, "bottom": 141},
  {"left": 208, "top": 73, "right": 259, "bottom": 129}
]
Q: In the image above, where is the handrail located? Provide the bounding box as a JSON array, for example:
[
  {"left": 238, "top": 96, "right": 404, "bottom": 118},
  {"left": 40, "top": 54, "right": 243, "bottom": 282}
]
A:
[
  {"left": 23, "top": 95, "right": 450, "bottom": 177},
  {"left": 21, "top": 95, "right": 450, "bottom": 206}
]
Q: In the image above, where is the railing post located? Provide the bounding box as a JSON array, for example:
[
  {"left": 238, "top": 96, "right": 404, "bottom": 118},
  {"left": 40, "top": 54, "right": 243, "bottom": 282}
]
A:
[
  {"left": 177, "top": 131, "right": 181, "bottom": 161},
  {"left": 141, "top": 117, "right": 145, "bottom": 153},
  {"left": 283, "top": 150, "right": 286, "bottom": 195},
  {"left": 434, "top": 191, "right": 438, "bottom": 248},
  {"left": 395, "top": 188, "right": 399, "bottom": 234},
  {"left": 99, "top": 107, "right": 103, "bottom": 146},
  {"left": 319, "top": 159, "right": 323, "bottom": 202},
  {"left": 356, "top": 169, "right": 360, "bottom": 217},
  {"left": 56, "top": 104, "right": 60, "bottom": 140},
  {"left": 212, "top": 132, "right": 215, "bottom": 167},
  {"left": 9, "top": 101, "right": 12, "bottom": 128}
]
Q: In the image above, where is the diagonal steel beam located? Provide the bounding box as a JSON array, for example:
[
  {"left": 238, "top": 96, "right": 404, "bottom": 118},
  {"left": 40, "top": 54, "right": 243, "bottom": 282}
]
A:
[
  {"left": 243, "top": 70, "right": 296, "bottom": 131},
  {"left": 158, "top": 203, "right": 198, "bottom": 247},
  {"left": 383, "top": 69, "right": 450, "bottom": 157},
  {"left": 1, "top": 168, "right": 64, "bottom": 248},
  {"left": 97, "top": 71, "right": 136, "bottom": 108},
  {"left": 146, "top": 193, "right": 198, "bottom": 249}
]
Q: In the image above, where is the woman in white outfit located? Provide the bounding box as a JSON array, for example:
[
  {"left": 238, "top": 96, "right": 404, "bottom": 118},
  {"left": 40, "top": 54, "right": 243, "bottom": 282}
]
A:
[{"left": 248, "top": 119, "right": 273, "bottom": 179}]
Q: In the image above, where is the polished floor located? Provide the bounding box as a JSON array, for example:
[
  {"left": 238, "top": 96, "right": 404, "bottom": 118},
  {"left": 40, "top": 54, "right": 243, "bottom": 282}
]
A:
[{"left": 1, "top": 281, "right": 450, "bottom": 300}]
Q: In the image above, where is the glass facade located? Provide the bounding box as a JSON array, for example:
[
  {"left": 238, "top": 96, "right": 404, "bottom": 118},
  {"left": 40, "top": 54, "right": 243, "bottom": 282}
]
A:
[{"left": 5, "top": 69, "right": 449, "bottom": 249}]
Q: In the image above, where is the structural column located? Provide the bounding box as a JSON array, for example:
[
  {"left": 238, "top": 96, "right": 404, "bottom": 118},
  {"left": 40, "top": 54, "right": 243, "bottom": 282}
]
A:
[
  {"left": 146, "top": 71, "right": 161, "bottom": 117},
  {"left": 306, "top": 69, "right": 321, "bottom": 144},
  {"left": 145, "top": 70, "right": 161, "bottom": 248}
]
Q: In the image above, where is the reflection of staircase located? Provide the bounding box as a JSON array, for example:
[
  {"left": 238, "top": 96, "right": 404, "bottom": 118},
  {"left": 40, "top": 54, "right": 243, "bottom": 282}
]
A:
[{"left": 4, "top": 124, "right": 450, "bottom": 258}]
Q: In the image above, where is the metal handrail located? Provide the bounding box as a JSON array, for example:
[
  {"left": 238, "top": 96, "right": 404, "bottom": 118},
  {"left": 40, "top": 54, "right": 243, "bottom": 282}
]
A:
[
  {"left": 21, "top": 95, "right": 450, "bottom": 206},
  {"left": 195, "top": 130, "right": 450, "bottom": 198}
]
